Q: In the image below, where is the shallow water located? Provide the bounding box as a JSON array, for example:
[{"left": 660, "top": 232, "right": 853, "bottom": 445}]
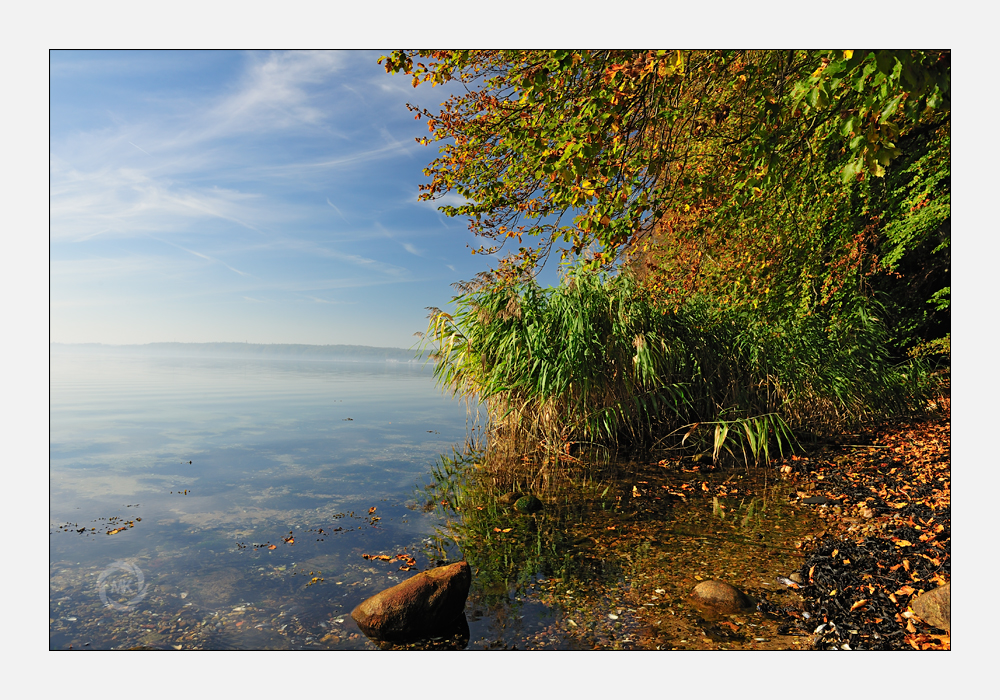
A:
[
  {"left": 50, "top": 350, "right": 825, "bottom": 650},
  {"left": 49, "top": 350, "right": 473, "bottom": 650}
]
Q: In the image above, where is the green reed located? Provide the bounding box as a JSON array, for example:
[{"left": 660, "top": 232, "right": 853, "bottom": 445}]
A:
[{"left": 419, "top": 269, "right": 936, "bottom": 460}]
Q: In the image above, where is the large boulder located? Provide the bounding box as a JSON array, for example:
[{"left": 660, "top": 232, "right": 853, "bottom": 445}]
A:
[
  {"left": 351, "top": 561, "right": 471, "bottom": 642},
  {"left": 912, "top": 583, "right": 950, "bottom": 631},
  {"left": 690, "top": 580, "right": 753, "bottom": 613}
]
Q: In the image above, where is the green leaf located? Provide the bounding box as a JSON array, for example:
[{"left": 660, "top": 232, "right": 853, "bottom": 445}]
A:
[
  {"left": 880, "top": 94, "right": 904, "bottom": 123},
  {"left": 841, "top": 159, "right": 862, "bottom": 183}
]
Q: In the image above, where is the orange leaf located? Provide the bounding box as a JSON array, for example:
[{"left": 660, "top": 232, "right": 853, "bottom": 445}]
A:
[
  {"left": 850, "top": 599, "right": 868, "bottom": 611},
  {"left": 267, "top": 545, "right": 277, "bottom": 550}
]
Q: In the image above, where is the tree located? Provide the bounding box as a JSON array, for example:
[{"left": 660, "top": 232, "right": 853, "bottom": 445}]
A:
[
  {"left": 386, "top": 51, "right": 948, "bottom": 446},
  {"left": 387, "top": 55, "right": 941, "bottom": 244}
]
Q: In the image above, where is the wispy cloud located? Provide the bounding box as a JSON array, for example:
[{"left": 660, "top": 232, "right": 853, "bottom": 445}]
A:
[
  {"left": 304, "top": 295, "right": 347, "bottom": 304},
  {"left": 185, "top": 51, "right": 345, "bottom": 143},
  {"left": 50, "top": 50, "right": 465, "bottom": 345},
  {"left": 326, "top": 198, "right": 349, "bottom": 222},
  {"left": 50, "top": 165, "right": 269, "bottom": 241},
  {"left": 267, "top": 237, "right": 409, "bottom": 278},
  {"left": 159, "top": 239, "right": 252, "bottom": 277}
]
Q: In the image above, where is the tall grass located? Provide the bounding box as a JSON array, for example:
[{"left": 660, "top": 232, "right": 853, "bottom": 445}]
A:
[{"left": 419, "top": 270, "right": 934, "bottom": 461}]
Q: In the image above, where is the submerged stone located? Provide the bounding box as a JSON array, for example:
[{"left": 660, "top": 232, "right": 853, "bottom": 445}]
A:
[
  {"left": 350, "top": 561, "right": 471, "bottom": 643},
  {"left": 514, "top": 495, "right": 543, "bottom": 513},
  {"left": 690, "top": 580, "right": 753, "bottom": 613},
  {"left": 498, "top": 491, "right": 524, "bottom": 506}
]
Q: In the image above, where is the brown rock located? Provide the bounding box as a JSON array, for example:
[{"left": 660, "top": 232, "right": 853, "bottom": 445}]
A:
[
  {"left": 690, "top": 580, "right": 753, "bottom": 613},
  {"left": 912, "top": 583, "right": 950, "bottom": 631},
  {"left": 351, "top": 561, "right": 471, "bottom": 642}
]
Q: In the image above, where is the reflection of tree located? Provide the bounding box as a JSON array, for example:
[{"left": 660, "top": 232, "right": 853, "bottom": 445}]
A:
[{"left": 421, "top": 447, "right": 622, "bottom": 612}]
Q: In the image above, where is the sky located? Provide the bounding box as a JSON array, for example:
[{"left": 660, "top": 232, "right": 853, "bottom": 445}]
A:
[{"left": 50, "top": 50, "right": 515, "bottom": 348}]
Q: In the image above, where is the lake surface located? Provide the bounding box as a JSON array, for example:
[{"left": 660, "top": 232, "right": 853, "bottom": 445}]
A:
[
  {"left": 50, "top": 350, "right": 475, "bottom": 650},
  {"left": 50, "top": 349, "right": 824, "bottom": 651}
]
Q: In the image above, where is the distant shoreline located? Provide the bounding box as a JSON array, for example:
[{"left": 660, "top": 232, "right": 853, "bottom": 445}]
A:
[{"left": 50, "top": 342, "right": 427, "bottom": 363}]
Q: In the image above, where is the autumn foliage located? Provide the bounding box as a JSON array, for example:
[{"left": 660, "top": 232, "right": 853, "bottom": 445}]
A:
[{"left": 386, "top": 50, "right": 950, "bottom": 447}]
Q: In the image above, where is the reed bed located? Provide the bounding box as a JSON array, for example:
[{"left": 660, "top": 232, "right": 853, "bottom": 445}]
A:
[{"left": 419, "top": 270, "right": 935, "bottom": 464}]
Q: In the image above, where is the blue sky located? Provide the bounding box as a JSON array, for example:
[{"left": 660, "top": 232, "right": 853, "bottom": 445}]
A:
[{"left": 50, "top": 50, "right": 518, "bottom": 348}]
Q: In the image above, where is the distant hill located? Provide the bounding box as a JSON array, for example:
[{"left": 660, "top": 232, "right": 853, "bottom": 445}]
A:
[{"left": 50, "top": 342, "right": 427, "bottom": 362}]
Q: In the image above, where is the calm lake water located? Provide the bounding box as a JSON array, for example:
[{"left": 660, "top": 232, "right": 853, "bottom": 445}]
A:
[
  {"left": 50, "top": 350, "right": 476, "bottom": 650},
  {"left": 50, "top": 349, "right": 823, "bottom": 651}
]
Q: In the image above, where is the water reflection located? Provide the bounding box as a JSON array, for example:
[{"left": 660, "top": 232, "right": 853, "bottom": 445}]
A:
[
  {"left": 422, "top": 447, "right": 826, "bottom": 650},
  {"left": 50, "top": 351, "right": 825, "bottom": 650}
]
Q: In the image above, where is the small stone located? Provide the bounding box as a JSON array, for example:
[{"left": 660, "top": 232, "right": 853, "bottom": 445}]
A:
[
  {"left": 789, "top": 572, "right": 804, "bottom": 584},
  {"left": 690, "top": 580, "right": 752, "bottom": 613},
  {"left": 911, "top": 583, "right": 950, "bottom": 631}
]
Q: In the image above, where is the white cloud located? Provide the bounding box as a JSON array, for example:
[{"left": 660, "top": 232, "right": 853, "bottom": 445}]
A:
[
  {"left": 50, "top": 165, "right": 268, "bottom": 241},
  {"left": 305, "top": 295, "right": 347, "bottom": 305},
  {"left": 326, "top": 198, "right": 349, "bottom": 222},
  {"left": 161, "top": 240, "right": 252, "bottom": 277},
  {"left": 198, "top": 51, "right": 345, "bottom": 140}
]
